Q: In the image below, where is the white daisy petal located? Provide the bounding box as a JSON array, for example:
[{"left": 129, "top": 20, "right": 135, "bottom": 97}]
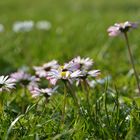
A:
[{"left": 0, "top": 75, "right": 16, "bottom": 92}]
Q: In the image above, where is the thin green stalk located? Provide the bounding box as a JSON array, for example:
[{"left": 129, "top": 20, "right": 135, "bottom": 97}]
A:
[
  {"left": 67, "top": 81, "right": 89, "bottom": 120},
  {"left": 61, "top": 81, "right": 67, "bottom": 125},
  {"left": 115, "top": 86, "right": 120, "bottom": 140},
  {"left": 22, "top": 86, "right": 27, "bottom": 113},
  {"left": 67, "top": 81, "right": 93, "bottom": 135},
  {"left": 124, "top": 32, "right": 140, "bottom": 95},
  {"left": 104, "top": 91, "right": 110, "bottom": 126},
  {"left": 104, "top": 78, "right": 110, "bottom": 126},
  {"left": 67, "top": 81, "right": 80, "bottom": 110},
  {"left": 0, "top": 91, "right": 4, "bottom": 114},
  {"left": 82, "top": 79, "right": 94, "bottom": 123},
  {"left": 66, "top": 81, "right": 93, "bottom": 132},
  {"left": 83, "top": 79, "right": 90, "bottom": 112}
]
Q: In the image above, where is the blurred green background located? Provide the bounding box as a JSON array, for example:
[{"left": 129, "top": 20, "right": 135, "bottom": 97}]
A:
[{"left": 0, "top": 0, "right": 140, "bottom": 84}]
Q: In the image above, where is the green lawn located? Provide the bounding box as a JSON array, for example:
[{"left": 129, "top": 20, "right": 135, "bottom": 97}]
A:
[{"left": 0, "top": 0, "right": 140, "bottom": 139}]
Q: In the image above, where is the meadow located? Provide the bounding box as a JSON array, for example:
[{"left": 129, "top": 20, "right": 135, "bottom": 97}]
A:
[{"left": 0, "top": 0, "right": 140, "bottom": 139}]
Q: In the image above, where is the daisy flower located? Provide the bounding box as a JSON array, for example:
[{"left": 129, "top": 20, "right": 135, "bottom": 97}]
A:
[
  {"left": 36, "top": 20, "right": 52, "bottom": 31},
  {"left": 10, "top": 71, "right": 37, "bottom": 87},
  {"left": 87, "top": 75, "right": 111, "bottom": 88},
  {"left": 87, "top": 70, "right": 101, "bottom": 78},
  {"left": 13, "top": 20, "right": 34, "bottom": 32},
  {"left": 31, "top": 88, "right": 56, "bottom": 98},
  {"left": 61, "top": 62, "right": 80, "bottom": 72},
  {"left": 70, "top": 56, "right": 93, "bottom": 70},
  {"left": 28, "top": 82, "right": 57, "bottom": 98},
  {"left": 107, "top": 21, "right": 138, "bottom": 37},
  {"left": 46, "top": 65, "right": 82, "bottom": 85},
  {"left": 33, "top": 60, "right": 59, "bottom": 78},
  {"left": 0, "top": 24, "right": 4, "bottom": 32},
  {"left": 76, "top": 70, "right": 100, "bottom": 86},
  {"left": 33, "top": 66, "right": 48, "bottom": 78},
  {"left": 69, "top": 57, "right": 100, "bottom": 86},
  {"left": 0, "top": 75, "right": 15, "bottom": 92},
  {"left": 43, "top": 60, "right": 59, "bottom": 70}
]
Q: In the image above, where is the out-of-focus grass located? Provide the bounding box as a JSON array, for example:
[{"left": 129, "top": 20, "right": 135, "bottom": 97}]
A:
[{"left": 0, "top": 0, "right": 140, "bottom": 74}]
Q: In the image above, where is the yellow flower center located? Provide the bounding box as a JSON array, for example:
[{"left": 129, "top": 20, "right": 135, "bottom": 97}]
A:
[
  {"left": 60, "top": 65, "right": 64, "bottom": 69},
  {"left": 61, "top": 71, "right": 70, "bottom": 78}
]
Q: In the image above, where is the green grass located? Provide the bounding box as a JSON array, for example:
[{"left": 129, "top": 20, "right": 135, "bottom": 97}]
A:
[{"left": 0, "top": 0, "right": 140, "bottom": 139}]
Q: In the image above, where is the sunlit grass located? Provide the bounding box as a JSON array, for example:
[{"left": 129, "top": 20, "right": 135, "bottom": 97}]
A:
[{"left": 0, "top": 0, "right": 140, "bottom": 139}]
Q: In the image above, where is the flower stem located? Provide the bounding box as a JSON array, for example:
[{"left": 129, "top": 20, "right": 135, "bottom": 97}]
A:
[
  {"left": 61, "top": 81, "right": 67, "bottom": 125},
  {"left": 0, "top": 91, "right": 4, "bottom": 114},
  {"left": 67, "top": 81, "right": 79, "bottom": 108},
  {"left": 67, "top": 81, "right": 92, "bottom": 125},
  {"left": 83, "top": 79, "right": 90, "bottom": 109},
  {"left": 124, "top": 32, "right": 140, "bottom": 95},
  {"left": 82, "top": 79, "right": 95, "bottom": 122}
]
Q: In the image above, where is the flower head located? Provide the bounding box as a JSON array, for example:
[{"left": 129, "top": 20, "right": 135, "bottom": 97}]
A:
[
  {"left": 70, "top": 56, "right": 93, "bottom": 70},
  {"left": 69, "top": 57, "right": 101, "bottom": 86},
  {"left": 46, "top": 64, "right": 82, "bottom": 85},
  {"left": 33, "top": 66, "right": 48, "bottom": 78},
  {"left": 43, "top": 60, "right": 59, "bottom": 70},
  {"left": 62, "top": 62, "right": 80, "bottom": 72},
  {"left": 107, "top": 21, "right": 138, "bottom": 37},
  {"left": 10, "top": 71, "right": 37, "bottom": 86},
  {"left": 36, "top": 21, "right": 52, "bottom": 31},
  {"left": 13, "top": 21, "right": 34, "bottom": 32},
  {"left": 87, "top": 70, "right": 101, "bottom": 78},
  {"left": 33, "top": 60, "right": 59, "bottom": 78},
  {"left": 76, "top": 70, "right": 100, "bottom": 86},
  {"left": 0, "top": 75, "right": 15, "bottom": 92},
  {"left": 29, "top": 83, "right": 57, "bottom": 98},
  {"left": 87, "top": 75, "right": 111, "bottom": 88},
  {"left": 0, "top": 24, "right": 4, "bottom": 32}
]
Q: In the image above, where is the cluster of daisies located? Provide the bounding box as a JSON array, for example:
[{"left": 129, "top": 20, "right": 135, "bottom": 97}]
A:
[
  {"left": 0, "top": 56, "right": 101, "bottom": 99},
  {"left": 0, "top": 20, "right": 52, "bottom": 33},
  {"left": 0, "top": 20, "right": 138, "bottom": 99}
]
